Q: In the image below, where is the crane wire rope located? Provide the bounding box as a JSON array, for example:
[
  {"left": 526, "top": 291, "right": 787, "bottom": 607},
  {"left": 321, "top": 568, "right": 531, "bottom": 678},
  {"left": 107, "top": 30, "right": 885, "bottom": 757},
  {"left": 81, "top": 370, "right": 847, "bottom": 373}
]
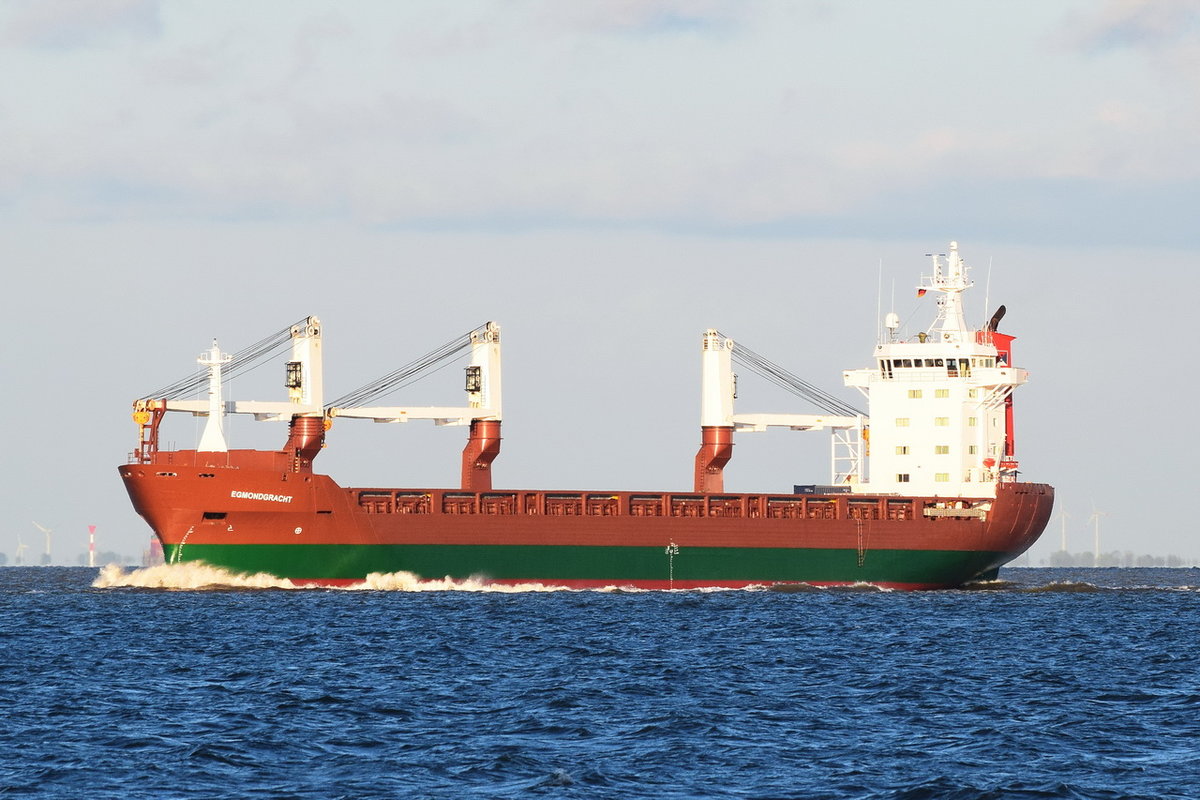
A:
[
  {"left": 325, "top": 322, "right": 489, "bottom": 410},
  {"left": 137, "top": 318, "right": 309, "bottom": 401},
  {"left": 716, "top": 331, "right": 865, "bottom": 417}
]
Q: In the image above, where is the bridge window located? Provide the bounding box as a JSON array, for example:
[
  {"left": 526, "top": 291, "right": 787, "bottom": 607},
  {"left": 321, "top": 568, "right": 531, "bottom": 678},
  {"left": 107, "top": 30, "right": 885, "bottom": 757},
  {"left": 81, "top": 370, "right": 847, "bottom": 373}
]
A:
[
  {"left": 897, "top": 474, "right": 910, "bottom": 483},
  {"left": 935, "top": 445, "right": 950, "bottom": 455},
  {"left": 935, "top": 389, "right": 949, "bottom": 398},
  {"left": 908, "top": 389, "right": 922, "bottom": 399}
]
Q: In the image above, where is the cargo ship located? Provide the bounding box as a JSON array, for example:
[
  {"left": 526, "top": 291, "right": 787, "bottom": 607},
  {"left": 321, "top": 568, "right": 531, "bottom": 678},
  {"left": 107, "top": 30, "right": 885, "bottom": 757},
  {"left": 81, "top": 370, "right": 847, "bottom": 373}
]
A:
[{"left": 119, "top": 242, "right": 1052, "bottom": 589}]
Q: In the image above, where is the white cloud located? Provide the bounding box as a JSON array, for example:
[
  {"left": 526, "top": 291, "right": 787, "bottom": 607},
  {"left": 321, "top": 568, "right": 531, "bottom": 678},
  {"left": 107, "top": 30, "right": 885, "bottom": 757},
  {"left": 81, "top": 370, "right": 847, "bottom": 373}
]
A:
[
  {"left": 1060, "top": 0, "right": 1200, "bottom": 52},
  {"left": 2, "top": 0, "right": 161, "bottom": 48},
  {"left": 534, "top": 0, "right": 749, "bottom": 35},
  {"left": 0, "top": 1, "right": 1196, "bottom": 243}
]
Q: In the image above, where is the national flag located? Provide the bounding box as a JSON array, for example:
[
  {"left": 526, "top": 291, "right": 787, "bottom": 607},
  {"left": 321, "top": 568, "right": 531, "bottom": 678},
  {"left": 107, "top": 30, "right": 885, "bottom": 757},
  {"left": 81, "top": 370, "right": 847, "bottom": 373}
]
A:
[{"left": 917, "top": 288, "right": 927, "bottom": 297}]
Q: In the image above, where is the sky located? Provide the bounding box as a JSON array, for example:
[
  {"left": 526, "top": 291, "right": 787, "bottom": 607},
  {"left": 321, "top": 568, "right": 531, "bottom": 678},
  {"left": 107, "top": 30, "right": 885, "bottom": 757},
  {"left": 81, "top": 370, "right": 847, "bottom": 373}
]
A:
[{"left": 2, "top": 0, "right": 1199, "bottom": 565}]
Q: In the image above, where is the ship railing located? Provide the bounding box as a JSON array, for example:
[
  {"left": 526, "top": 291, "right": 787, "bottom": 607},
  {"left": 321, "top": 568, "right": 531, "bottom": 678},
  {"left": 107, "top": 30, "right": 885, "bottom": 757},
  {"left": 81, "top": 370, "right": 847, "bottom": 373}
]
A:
[
  {"left": 867, "top": 366, "right": 1026, "bottom": 385},
  {"left": 348, "top": 489, "right": 945, "bottom": 523}
]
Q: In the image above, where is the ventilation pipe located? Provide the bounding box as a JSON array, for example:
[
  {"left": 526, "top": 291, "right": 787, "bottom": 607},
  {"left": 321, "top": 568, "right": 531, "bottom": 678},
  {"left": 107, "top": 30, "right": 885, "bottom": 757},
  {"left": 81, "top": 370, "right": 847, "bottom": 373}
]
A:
[{"left": 461, "top": 419, "right": 502, "bottom": 491}]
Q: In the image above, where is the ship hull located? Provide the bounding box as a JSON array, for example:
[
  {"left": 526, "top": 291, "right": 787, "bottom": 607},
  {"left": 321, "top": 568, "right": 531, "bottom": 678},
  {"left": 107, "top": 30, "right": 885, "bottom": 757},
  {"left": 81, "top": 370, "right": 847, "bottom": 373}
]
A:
[{"left": 118, "top": 454, "right": 1053, "bottom": 590}]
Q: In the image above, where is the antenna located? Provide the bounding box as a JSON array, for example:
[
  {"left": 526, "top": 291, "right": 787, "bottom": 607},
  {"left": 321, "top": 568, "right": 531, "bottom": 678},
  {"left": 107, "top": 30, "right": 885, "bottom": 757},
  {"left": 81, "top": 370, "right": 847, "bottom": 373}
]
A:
[
  {"left": 884, "top": 278, "right": 898, "bottom": 341},
  {"left": 32, "top": 522, "right": 53, "bottom": 566},
  {"left": 876, "top": 259, "right": 883, "bottom": 344},
  {"left": 983, "top": 257, "right": 993, "bottom": 330},
  {"left": 884, "top": 312, "right": 901, "bottom": 340}
]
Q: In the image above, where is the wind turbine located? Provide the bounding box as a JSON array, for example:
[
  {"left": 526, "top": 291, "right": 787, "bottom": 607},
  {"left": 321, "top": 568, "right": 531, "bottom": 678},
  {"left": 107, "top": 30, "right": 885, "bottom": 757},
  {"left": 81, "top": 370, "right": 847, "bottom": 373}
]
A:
[
  {"left": 1088, "top": 508, "right": 1109, "bottom": 566},
  {"left": 15, "top": 534, "right": 29, "bottom": 566},
  {"left": 1058, "top": 511, "right": 1071, "bottom": 552},
  {"left": 32, "top": 522, "right": 52, "bottom": 566}
]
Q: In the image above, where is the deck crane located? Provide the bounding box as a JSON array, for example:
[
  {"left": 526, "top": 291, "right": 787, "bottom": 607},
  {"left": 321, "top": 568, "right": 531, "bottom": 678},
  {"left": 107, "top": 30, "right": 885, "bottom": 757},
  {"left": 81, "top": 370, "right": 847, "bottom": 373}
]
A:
[
  {"left": 132, "top": 317, "right": 327, "bottom": 471},
  {"left": 130, "top": 318, "right": 503, "bottom": 491},
  {"left": 694, "top": 330, "right": 867, "bottom": 493},
  {"left": 327, "top": 322, "right": 503, "bottom": 491}
]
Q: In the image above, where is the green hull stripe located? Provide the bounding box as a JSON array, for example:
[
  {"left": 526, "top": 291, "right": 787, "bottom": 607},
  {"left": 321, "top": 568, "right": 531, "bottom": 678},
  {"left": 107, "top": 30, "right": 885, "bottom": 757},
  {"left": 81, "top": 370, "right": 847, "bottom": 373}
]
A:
[{"left": 163, "top": 543, "right": 1007, "bottom": 585}]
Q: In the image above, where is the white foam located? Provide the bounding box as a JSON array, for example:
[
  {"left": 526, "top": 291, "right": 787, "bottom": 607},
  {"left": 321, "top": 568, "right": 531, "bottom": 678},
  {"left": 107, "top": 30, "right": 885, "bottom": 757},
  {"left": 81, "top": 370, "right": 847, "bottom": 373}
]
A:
[
  {"left": 92, "top": 563, "right": 907, "bottom": 593},
  {"left": 346, "top": 571, "right": 577, "bottom": 592},
  {"left": 92, "top": 563, "right": 296, "bottom": 590},
  {"left": 91, "top": 563, "right": 638, "bottom": 593}
]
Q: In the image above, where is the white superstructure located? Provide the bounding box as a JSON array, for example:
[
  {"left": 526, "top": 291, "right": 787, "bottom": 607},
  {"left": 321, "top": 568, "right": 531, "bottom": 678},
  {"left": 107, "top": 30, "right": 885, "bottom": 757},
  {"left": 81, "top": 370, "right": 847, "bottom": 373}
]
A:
[{"left": 844, "top": 241, "right": 1026, "bottom": 498}]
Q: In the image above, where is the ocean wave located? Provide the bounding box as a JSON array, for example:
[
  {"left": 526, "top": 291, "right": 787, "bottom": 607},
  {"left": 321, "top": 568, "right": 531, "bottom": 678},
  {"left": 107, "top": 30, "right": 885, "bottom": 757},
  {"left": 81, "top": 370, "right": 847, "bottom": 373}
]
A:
[
  {"left": 1016, "top": 581, "right": 1200, "bottom": 594},
  {"left": 1020, "top": 580, "right": 1113, "bottom": 593},
  {"left": 961, "top": 578, "right": 1020, "bottom": 590},
  {"left": 8, "top": 566, "right": 1200, "bottom": 798},
  {"left": 881, "top": 776, "right": 1138, "bottom": 799}
]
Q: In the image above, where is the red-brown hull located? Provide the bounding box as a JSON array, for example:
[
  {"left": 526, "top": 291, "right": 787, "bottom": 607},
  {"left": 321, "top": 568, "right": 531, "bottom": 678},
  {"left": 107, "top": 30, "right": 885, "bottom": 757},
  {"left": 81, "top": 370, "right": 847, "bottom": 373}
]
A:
[{"left": 118, "top": 449, "right": 1053, "bottom": 589}]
